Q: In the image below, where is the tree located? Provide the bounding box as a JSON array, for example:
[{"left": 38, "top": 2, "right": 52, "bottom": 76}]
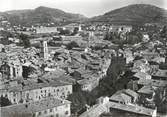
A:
[
  {"left": 125, "top": 32, "right": 142, "bottom": 45},
  {"left": 22, "top": 66, "right": 36, "bottom": 78},
  {"left": 0, "top": 96, "right": 12, "bottom": 107},
  {"left": 0, "top": 31, "right": 13, "bottom": 45},
  {"left": 154, "top": 86, "right": 167, "bottom": 114},
  {"left": 134, "top": 56, "right": 143, "bottom": 61},
  {"left": 19, "top": 33, "right": 30, "bottom": 48},
  {"left": 92, "top": 57, "right": 129, "bottom": 98},
  {"left": 107, "top": 57, "right": 126, "bottom": 84},
  {"left": 160, "top": 25, "right": 167, "bottom": 38},
  {"left": 104, "top": 31, "right": 118, "bottom": 41},
  {"left": 66, "top": 41, "right": 79, "bottom": 50},
  {"left": 67, "top": 90, "right": 96, "bottom": 114},
  {"left": 72, "top": 27, "right": 79, "bottom": 35},
  {"left": 59, "top": 29, "right": 71, "bottom": 35},
  {"left": 104, "top": 31, "right": 111, "bottom": 40}
]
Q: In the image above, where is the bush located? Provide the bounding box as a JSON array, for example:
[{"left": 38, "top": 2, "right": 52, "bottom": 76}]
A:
[
  {"left": 66, "top": 41, "right": 79, "bottom": 50},
  {"left": 59, "top": 29, "right": 71, "bottom": 35},
  {"left": 67, "top": 90, "right": 96, "bottom": 114},
  {"left": 19, "top": 33, "right": 31, "bottom": 48}
]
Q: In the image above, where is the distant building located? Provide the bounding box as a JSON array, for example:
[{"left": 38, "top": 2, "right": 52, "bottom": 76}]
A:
[
  {"left": 35, "top": 26, "right": 58, "bottom": 34},
  {"left": 137, "top": 79, "right": 167, "bottom": 88},
  {"left": 64, "top": 23, "right": 82, "bottom": 32},
  {"left": 71, "top": 68, "right": 101, "bottom": 92},
  {"left": 109, "top": 89, "right": 139, "bottom": 104},
  {"left": 143, "top": 34, "right": 150, "bottom": 42},
  {"left": 141, "top": 51, "right": 159, "bottom": 61},
  {"left": 123, "top": 49, "right": 134, "bottom": 64},
  {"left": 152, "top": 69, "right": 167, "bottom": 80},
  {"left": 77, "top": 75, "right": 100, "bottom": 92},
  {"left": 132, "top": 59, "right": 150, "bottom": 73},
  {"left": 134, "top": 72, "right": 152, "bottom": 80},
  {"left": 61, "top": 35, "right": 83, "bottom": 45},
  {"left": 151, "top": 56, "right": 165, "bottom": 64},
  {"left": 0, "top": 62, "right": 23, "bottom": 80},
  {"left": 138, "top": 85, "right": 157, "bottom": 100},
  {"left": 110, "top": 25, "right": 132, "bottom": 33}
]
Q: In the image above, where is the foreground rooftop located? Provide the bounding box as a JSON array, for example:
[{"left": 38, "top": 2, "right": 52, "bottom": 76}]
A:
[{"left": 1, "top": 97, "right": 71, "bottom": 117}]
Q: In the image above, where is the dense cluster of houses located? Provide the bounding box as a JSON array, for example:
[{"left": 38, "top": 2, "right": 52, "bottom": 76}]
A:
[
  {"left": 0, "top": 19, "right": 167, "bottom": 117},
  {"left": 79, "top": 28, "right": 167, "bottom": 117},
  {"left": 0, "top": 23, "right": 114, "bottom": 117}
]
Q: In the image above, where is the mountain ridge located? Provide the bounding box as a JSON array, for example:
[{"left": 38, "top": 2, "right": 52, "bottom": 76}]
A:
[
  {"left": 1, "top": 4, "right": 167, "bottom": 26},
  {"left": 90, "top": 4, "right": 167, "bottom": 25},
  {"left": 1, "top": 6, "right": 87, "bottom": 26}
]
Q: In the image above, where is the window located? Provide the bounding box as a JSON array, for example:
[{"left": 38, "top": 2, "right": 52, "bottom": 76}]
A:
[
  {"left": 26, "top": 93, "right": 29, "bottom": 98},
  {"left": 44, "top": 110, "right": 47, "bottom": 114},
  {"left": 67, "top": 91, "right": 71, "bottom": 95},
  {"left": 13, "top": 92, "right": 16, "bottom": 97},
  {"left": 50, "top": 109, "right": 53, "bottom": 112},
  {"left": 65, "top": 104, "right": 68, "bottom": 108},
  {"left": 65, "top": 111, "right": 69, "bottom": 115},
  {"left": 5, "top": 94, "right": 7, "bottom": 97},
  {"left": 38, "top": 112, "right": 41, "bottom": 115},
  {"left": 56, "top": 114, "right": 59, "bottom": 117},
  {"left": 54, "top": 107, "right": 57, "bottom": 111},
  {"left": 13, "top": 67, "right": 16, "bottom": 77},
  {"left": 32, "top": 113, "right": 35, "bottom": 117}
]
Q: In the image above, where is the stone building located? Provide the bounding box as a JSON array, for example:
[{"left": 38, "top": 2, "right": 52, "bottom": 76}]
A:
[
  {"left": 0, "top": 62, "right": 23, "bottom": 80},
  {"left": 0, "top": 81, "right": 73, "bottom": 105},
  {"left": 1, "top": 97, "right": 71, "bottom": 117}
]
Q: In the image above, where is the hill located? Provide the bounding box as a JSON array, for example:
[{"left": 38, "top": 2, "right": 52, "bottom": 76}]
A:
[
  {"left": 3, "top": 6, "right": 87, "bottom": 26},
  {"left": 90, "top": 4, "right": 167, "bottom": 25}
]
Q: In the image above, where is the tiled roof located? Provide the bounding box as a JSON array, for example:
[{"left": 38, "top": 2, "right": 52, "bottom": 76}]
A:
[
  {"left": 123, "top": 89, "right": 139, "bottom": 99},
  {"left": 138, "top": 86, "right": 158, "bottom": 95},
  {"left": 137, "top": 79, "right": 167, "bottom": 87},
  {"left": 1, "top": 74, "right": 74, "bottom": 92},
  {"left": 134, "top": 72, "right": 151, "bottom": 79},
  {"left": 108, "top": 102, "right": 156, "bottom": 116},
  {"left": 1, "top": 97, "right": 71, "bottom": 117},
  {"left": 79, "top": 104, "right": 107, "bottom": 117},
  {"left": 77, "top": 76, "right": 99, "bottom": 85},
  {"left": 153, "top": 69, "right": 167, "bottom": 78},
  {"left": 110, "top": 93, "right": 131, "bottom": 103}
]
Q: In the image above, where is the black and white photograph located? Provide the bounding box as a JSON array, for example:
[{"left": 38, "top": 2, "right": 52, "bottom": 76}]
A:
[{"left": 0, "top": 0, "right": 167, "bottom": 117}]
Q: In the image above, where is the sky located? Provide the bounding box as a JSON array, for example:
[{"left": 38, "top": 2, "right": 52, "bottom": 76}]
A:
[{"left": 0, "top": 0, "right": 166, "bottom": 17}]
